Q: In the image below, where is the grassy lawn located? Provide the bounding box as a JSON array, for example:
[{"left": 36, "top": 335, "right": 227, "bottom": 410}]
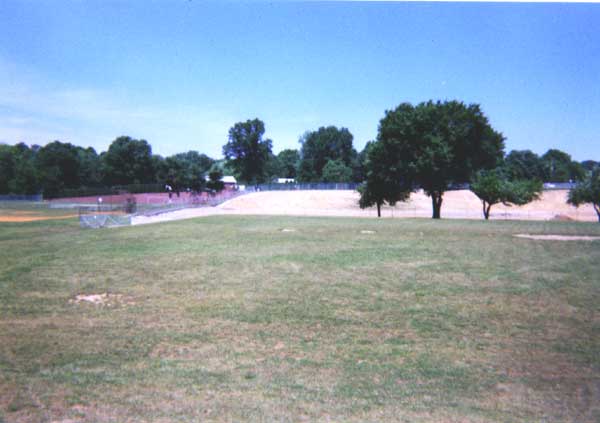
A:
[{"left": 1, "top": 212, "right": 599, "bottom": 422}]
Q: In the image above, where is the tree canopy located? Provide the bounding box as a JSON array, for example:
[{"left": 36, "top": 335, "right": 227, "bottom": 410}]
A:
[
  {"left": 297, "top": 126, "right": 357, "bottom": 182},
  {"left": 223, "top": 119, "right": 273, "bottom": 184},
  {"left": 277, "top": 149, "right": 300, "bottom": 179},
  {"left": 369, "top": 100, "right": 505, "bottom": 218},
  {"left": 470, "top": 169, "right": 542, "bottom": 220},
  {"left": 581, "top": 160, "right": 599, "bottom": 173},
  {"left": 36, "top": 141, "right": 83, "bottom": 198},
  {"left": 504, "top": 150, "right": 545, "bottom": 181},
  {"left": 568, "top": 169, "right": 600, "bottom": 221},
  {"left": 322, "top": 159, "right": 353, "bottom": 183},
  {"left": 102, "top": 136, "right": 156, "bottom": 186},
  {"left": 541, "top": 149, "right": 585, "bottom": 182},
  {"left": 503, "top": 148, "right": 585, "bottom": 182},
  {"left": 157, "top": 151, "right": 214, "bottom": 192},
  {"left": 358, "top": 141, "right": 412, "bottom": 217}
]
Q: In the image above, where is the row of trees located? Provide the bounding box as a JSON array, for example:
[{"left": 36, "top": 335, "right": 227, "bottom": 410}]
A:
[
  {"left": 221, "top": 118, "right": 595, "bottom": 187},
  {"left": 0, "top": 137, "right": 216, "bottom": 197},
  {"left": 357, "top": 100, "right": 599, "bottom": 220},
  {"left": 1, "top": 105, "right": 597, "bottom": 219},
  {"left": 222, "top": 119, "right": 363, "bottom": 185},
  {"left": 0, "top": 120, "right": 367, "bottom": 196}
]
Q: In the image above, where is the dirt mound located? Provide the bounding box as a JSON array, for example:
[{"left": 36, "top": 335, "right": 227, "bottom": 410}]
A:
[
  {"left": 217, "top": 189, "right": 597, "bottom": 221},
  {"left": 133, "top": 189, "right": 598, "bottom": 225}
]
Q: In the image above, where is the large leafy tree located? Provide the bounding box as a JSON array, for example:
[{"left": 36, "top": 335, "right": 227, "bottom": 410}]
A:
[
  {"left": 581, "top": 160, "right": 599, "bottom": 173},
  {"left": 358, "top": 140, "right": 412, "bottom": 217},
  {"left": 36, "top": 141, "right": 82, "bottom": 198},
  {"left": 322, "top": 159, "right": 353, "bottom": 183},
  {"left": 277, "top": 149, "right": 300, "bottom": 179},
  {"left": 0, "top": 144, "right": 16, "bottom": 194},
  {"left": 375, "top": 100, "right": 505, "bottom": 218},
  {"left": 297, "top": 126, "right": 357, "bottom": 182},
  {"left": 264, "top": 153, "right": 283, "bottom": 182},
  {"left": 352, "top": 142, "right": 371, "bottom": 183},
  {"left": 541, "top": 149, "right": 585, "bottom": 182},
  {"left": 160, "top": 151, "right": 214, "bottom": 191},
  {"left": 1, "top": 143, "right": 44, "bottom": 195},
  {"left": 102, "top": 136, "right": 156, "bottom": 186},
  {"left": 223, "top": 119, "right": 273, "bottom": 184},
  {"left": 471, "top": 169, "right": 542, "bottom": 220},
  {"left": 568, "top": 169, "right": 600, "bottom": 222},
  {"left": 504, "top": 150, "right": 545, "bottom": 181},
  {"left": 77, "top": 147, "right": 102, "bottom": 188},
  {"left": 10, "top": 143, "right": 41, "bottom": 195}
]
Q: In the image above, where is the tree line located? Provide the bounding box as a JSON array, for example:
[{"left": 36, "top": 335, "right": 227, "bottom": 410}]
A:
[
  {"left": 0, "top": 137, "right": 216, "bottom": 198},
  {"left": 0, "top": 121, "right": 366, "bottom": 197},
  {"left": 0, "top": 101, "right": 598, "bottom": 218}
]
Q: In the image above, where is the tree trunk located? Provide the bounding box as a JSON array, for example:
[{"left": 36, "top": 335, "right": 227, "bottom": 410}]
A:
[
  {"left": 431, "top": 192, "right": 443, "bottom": 219},
  {"left": 482, "top": 201, "right": 490, "bottom": 220},
  {"left": 594, "top": 203, "right": 600, "bottom": 222},
  {"left": 377, "top": 202, "right": 381, "bottom": 218}
]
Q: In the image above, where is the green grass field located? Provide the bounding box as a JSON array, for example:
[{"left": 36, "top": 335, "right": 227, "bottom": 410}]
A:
[{"left": 1, "top": 210, "right": 599, "bottom": 422}]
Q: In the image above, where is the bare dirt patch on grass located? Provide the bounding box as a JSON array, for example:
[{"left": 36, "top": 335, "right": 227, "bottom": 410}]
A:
[
  {"left": 514, "top": 234, "right": 600, "bottom": 241},
  {"left": 68, "top": 293, "right": 134, "bottom": 307},
  {"left": 0, "top": 214, "right": 78, "bottom": 222}
]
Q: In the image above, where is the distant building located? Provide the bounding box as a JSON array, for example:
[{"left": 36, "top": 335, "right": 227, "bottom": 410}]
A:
[
  {"left": 276, "top": 178, "right": 295, "bottom": 184},
  {"left": 204, "top": 175, "right": 238, "bottom": 190},
  {"left": 222, "top": 176, "right": 237, "bottom": 186}
]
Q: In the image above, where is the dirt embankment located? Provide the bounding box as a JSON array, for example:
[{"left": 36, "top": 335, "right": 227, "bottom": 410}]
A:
[
  {"left": 217, "top": 189, "right": 597, "bottom": 221},
  {"left": 131, "top": 189, "right": 597, "bottom": 225}
]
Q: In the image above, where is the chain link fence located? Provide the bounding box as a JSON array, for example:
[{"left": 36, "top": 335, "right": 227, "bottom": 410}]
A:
[
  {"left": 77, "top": 189, "right": 246, "bottom": 228},
  {"left": 253, "top": 182, "right": 360, "bottom": 191}
]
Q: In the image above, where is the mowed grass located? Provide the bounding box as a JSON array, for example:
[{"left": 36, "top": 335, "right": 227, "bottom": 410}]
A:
[{"left": 1, "top": 212, "right": 599, "bottom": 422}]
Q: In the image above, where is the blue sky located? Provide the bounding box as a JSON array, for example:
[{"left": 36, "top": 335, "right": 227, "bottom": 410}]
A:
[{"left": 0, "top": 1, "right": 598, "bottom": 160}]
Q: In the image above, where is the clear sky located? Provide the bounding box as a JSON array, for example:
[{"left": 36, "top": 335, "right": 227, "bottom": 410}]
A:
[{"left": 0, "top": 1, "right": 598, "bottom": 160}]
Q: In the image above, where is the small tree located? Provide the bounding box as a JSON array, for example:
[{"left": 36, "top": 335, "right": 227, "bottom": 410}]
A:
[
  {"left": 568, "top": 169, "right": 600, "bottom": 221},
  {"left": 358, "top": 141, "right": 411, "bottom": 217},
  {"left": 471, "top": 170, "right": 542, "bottom": 220}
]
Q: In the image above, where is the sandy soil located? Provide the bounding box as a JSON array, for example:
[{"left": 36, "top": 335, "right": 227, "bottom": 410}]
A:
[
  {"left": 514, "top": 234, "right": 600, "bottom": 241},
  {"left": 69, "top": 293, "right": 134, "bottom": 306},
  {"left": 131, "top": 189, "right": 597, "bottom": 226}
]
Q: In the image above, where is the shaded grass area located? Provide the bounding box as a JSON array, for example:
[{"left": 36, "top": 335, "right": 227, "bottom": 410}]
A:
[{"left": 1, "top": 214, "right": 599, "bottom": 422}]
